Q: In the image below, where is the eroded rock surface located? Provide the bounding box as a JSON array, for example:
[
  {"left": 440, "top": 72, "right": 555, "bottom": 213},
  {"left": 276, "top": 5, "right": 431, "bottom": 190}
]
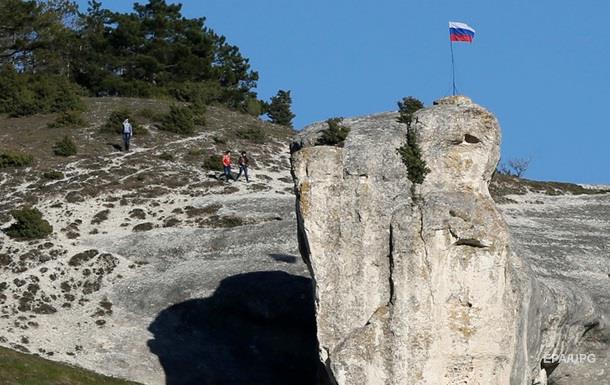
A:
[{"left": 292, "top": 96, "right": 608, "bottom": 385}]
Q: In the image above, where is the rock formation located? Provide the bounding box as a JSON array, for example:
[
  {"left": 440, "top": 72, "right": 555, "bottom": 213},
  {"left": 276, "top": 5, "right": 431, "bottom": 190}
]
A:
[{"left": 291, "top": 96, "right": 607, "bottom": 385}]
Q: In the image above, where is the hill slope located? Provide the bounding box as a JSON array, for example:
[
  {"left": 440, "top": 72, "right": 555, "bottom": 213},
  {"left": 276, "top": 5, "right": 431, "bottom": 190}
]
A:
[
  {"left": 1, "top": 101, "right": 608, "bottom": 384},
  {"left": 0, "top": 99, "right": 315, "bottom": 384}
]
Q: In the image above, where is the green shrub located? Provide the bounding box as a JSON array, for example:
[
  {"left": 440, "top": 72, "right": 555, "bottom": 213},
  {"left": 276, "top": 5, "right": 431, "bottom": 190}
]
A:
[
  {"left": 53, "top": 136, "right": 77, "bottom": 157},
  {"left": 397, "top": 96, "right": 424, "bottom": 126},
  {"left": 135, "top": 108, "right": 162, "bottom": 122},
  {"left": 168, "top": 81, "right": 223, "bottom": 106},
  {"left": 5, "top": 207, "right": 53, "bottom": 240},
  {"left": 0, "top": 151, "right": 33, "bottom": 168},
  {"left": 0, "top": 67, "right": 83, "bottom": 117},
  {"left": 234, "top": 126, "right": 267, "bottom": 144},
  {"left": 101, "top": 109, "right": 147, "bottom": 135},
  {"left": 241, "top": 96, "right": 264, "bottom": 116},
  {"left": 317, "top": 117, "right": 350, "bottom": 147},
  {"left": 98, "top": 77, "right": 164, "bottom": 99},
  {"left": 193, "top": 113, "right": 206, "bottom": 126},
  {"left": 213, "top": 136, "right": 227, "bottom": 145},
  {"left": 160, "top": 105, "right": 196, "bottom": 134},
  {"left": 397, "top": 129, "right": 429, "bottom": 185},
  {"left": 42, "top": 170, "right": 64, "bottom": 180},
  {"left": 47, "top": 110, "right": 87, "bottom": 128},
  {"left": 159, "top": 152, "right": 174, "bottom": 161},
  {"left": 202, "top": 154, "right": 223, "bottom": 171},
  {"left": 187, "top": 149, "right": 204, "bottom": 157}
]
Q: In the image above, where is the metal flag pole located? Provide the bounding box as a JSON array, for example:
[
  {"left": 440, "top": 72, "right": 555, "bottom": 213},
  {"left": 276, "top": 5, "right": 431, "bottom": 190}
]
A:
[{"left": 450, "top": 39, "right": 457, "bottom": 96}]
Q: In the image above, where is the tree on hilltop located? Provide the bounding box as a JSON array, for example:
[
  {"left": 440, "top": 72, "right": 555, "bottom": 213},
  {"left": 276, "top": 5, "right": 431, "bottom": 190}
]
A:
[{"left": 266, "top": 90, "right": 295, "bottom": 127}]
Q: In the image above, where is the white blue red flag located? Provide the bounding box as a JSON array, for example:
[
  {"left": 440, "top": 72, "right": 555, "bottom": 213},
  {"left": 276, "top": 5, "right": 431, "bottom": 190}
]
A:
[{"left": 449, "top": 22, "right": 475, "bottom": 43}]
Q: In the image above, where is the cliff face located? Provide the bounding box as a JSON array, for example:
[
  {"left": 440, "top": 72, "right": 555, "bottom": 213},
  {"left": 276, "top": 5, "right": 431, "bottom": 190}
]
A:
[{"left": 291, "top": 96, "right": 607, "bottom": 385}]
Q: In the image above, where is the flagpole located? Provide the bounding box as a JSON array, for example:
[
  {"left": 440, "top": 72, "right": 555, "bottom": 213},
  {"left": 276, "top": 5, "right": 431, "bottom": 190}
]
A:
[{"left": 450, "top": 39, "right": 456, "bottom": 96}]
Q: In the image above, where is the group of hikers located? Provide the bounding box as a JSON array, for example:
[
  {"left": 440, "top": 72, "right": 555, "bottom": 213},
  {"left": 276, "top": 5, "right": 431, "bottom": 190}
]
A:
[
  {"left": 222, "top": 150, "right": 250, "bottom": 183},
  {"left": 121, "top": 118, "right": 250, "bottom": 183}
]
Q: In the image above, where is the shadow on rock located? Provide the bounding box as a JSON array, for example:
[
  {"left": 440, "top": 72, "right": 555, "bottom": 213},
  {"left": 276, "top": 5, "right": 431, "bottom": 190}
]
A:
[
  {"left": 268, "top": 253, "right": 299, "bottom": 264},
  {"left": 148, "top": 271, "right": 319, "bottom": 385}
]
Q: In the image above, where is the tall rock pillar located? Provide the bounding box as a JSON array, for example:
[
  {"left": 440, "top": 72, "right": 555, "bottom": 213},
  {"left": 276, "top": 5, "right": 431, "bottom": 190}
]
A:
[{"left": 292, "top": 96, "right": 533, "bottom": 385}]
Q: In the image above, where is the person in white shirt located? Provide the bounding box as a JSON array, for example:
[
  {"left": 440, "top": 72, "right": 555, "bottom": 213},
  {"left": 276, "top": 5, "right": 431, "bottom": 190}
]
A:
[{"left": 122, "top": 119, "right": 133, "bottom": 151}]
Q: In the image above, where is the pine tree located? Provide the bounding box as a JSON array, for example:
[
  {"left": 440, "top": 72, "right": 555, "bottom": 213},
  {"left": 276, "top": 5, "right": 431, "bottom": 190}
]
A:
[
  {"left": 397, "top": 96, "right": 424, "bottom": 127},
  {"left": 267, "top": 90, "right": 295, "bottom": 127}
]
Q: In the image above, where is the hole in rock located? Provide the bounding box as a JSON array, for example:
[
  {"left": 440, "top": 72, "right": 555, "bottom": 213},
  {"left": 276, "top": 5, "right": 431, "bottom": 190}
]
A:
[{"left": 464, "top": 134, "right": 480, "bottom": 144}]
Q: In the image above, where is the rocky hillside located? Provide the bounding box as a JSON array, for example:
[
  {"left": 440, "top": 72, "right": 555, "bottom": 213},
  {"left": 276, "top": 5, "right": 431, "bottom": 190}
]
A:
[
  {"left": 0, "top": 98, "right": 316, "bottom": 385},
  {"left": 1, "top": 97, "right": 608, "bottom": 385},
  {"left": 292, "top": 96, "right": 609, "bottom": 385}
]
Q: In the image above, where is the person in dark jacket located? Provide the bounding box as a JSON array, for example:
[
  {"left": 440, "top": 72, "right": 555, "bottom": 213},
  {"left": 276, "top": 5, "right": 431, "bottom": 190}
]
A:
[{"left": 236, "top": 151, "right": 250, "bottom": 182}]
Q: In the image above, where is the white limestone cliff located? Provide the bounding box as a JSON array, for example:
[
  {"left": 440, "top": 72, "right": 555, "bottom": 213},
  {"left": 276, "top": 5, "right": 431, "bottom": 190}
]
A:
[{"left": 291, "top": 96, "right": 607, "bottom": 385}]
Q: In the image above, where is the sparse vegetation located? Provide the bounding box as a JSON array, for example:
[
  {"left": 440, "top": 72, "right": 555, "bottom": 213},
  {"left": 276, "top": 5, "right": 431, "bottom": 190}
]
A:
[
  {"left": 47, "top": 110, "right": 87, "bottom": 128},
  {"left": 213, "top": 136, "right": 227, "bottom": 145},
  {"left": 203, "top": 155, "right": 223, "bottom": 171},
  {"left": 5, "top": 207, "right": 53, "bottom": 240},
  {"left": 133, "top": 222, "right": 154, "bottom": 232},
  {"left": 53, "top": 136, "right": 77, "bottom": 157},
  {"left": 136, "top": 107, "right": 165, "bottom": 122},
  {"left": 159, "top": 105, "right": 196, "bottom": 134},
  {"left": 0, "top": 151, "right": 33, "bottom": 168},
  {"left": 242, "top": 96, "right": 264, "bottom": 117},
  {"left": 187, "top": 149, "right": 204, "bottom": 157},
  {"left": 42, "top": 170, "right": 64, "bottom": 180},
  {"left": 497, "top": 158, "right": 531, "bottom": 178},
  {"left": 234, "top": 126, "right": 267, "bottom": 144},
  {"left": 205, "top": 215, "right": 244, "bottom": 228},
  {"left": 317, "top": 117, "right": 350, "bottom": 147},
  {"left": 490, "top": 173, "right": 610, "bottom": 200},
  {"left": 101, "top": 109, "right": 147, "bottom": 135}
]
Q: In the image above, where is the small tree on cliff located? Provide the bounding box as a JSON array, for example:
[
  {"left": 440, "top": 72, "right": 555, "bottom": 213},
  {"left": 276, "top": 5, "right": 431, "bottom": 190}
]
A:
[
  {"left": 396, "top": 96, "right": 428, "bottom": 185},
  {"left": 397, "top": 96, "right": 424, "bottom": 127},
  {"left": 317, "top": 117, "right": 350, "bottom": 147},
  {"left": 266, "top": 90, "right": 295, "bottom": 128}
]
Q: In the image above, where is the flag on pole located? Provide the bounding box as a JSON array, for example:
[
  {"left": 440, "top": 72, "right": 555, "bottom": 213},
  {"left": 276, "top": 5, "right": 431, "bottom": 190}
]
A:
[{"left": 449, "top": 22, "right": 475, "bottom": 43}]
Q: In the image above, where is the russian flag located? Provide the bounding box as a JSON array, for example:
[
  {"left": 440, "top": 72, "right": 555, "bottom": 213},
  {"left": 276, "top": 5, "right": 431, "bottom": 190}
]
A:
[{"left": 449, "top": 22, "right": 475, "bottom": 43}]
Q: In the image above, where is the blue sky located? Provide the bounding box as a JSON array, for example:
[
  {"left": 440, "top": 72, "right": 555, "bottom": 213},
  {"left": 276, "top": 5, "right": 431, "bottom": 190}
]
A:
[{"left": 78, "top": 0, "right": 609, "bottom": 183}]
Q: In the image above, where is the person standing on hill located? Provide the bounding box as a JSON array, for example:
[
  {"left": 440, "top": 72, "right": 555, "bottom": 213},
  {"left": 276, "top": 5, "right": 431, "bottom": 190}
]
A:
[
  {"left": 236, "top": 151, "right": 250, "bottom": 182},
  {"left": 222, "top": 150, "right": 234, "bottom": 181},
  {"left": 122, "top": 119, "right": 133, "bottom": 152}
]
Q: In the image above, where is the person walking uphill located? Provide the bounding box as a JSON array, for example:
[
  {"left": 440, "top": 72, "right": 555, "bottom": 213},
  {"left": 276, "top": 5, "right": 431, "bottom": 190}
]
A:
[
  {"left": 222, "top": 151, "right": 234, "bottom": 181},
  {"left": 122, "top": 119, "right": 133, "bottom": 151},
  {"left": 236, "top": 151, "right": 250, "bottom": 182}
]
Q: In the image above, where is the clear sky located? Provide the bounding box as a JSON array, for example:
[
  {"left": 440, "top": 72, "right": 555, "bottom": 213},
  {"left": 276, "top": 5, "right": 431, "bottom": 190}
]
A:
[{"left": 77, "top": 0, "right": 610, "bottom": 183}]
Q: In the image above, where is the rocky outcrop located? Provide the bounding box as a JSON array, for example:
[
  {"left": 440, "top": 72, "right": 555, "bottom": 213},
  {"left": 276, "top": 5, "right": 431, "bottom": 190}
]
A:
[{"left": 292, "top": 96, "right": 608, "bottom": 385}]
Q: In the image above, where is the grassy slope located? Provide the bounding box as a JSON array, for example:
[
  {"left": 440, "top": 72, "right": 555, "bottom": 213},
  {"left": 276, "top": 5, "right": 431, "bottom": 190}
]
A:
[{"left": 0, "top": 347, "right": 141, "bottom": 385}]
